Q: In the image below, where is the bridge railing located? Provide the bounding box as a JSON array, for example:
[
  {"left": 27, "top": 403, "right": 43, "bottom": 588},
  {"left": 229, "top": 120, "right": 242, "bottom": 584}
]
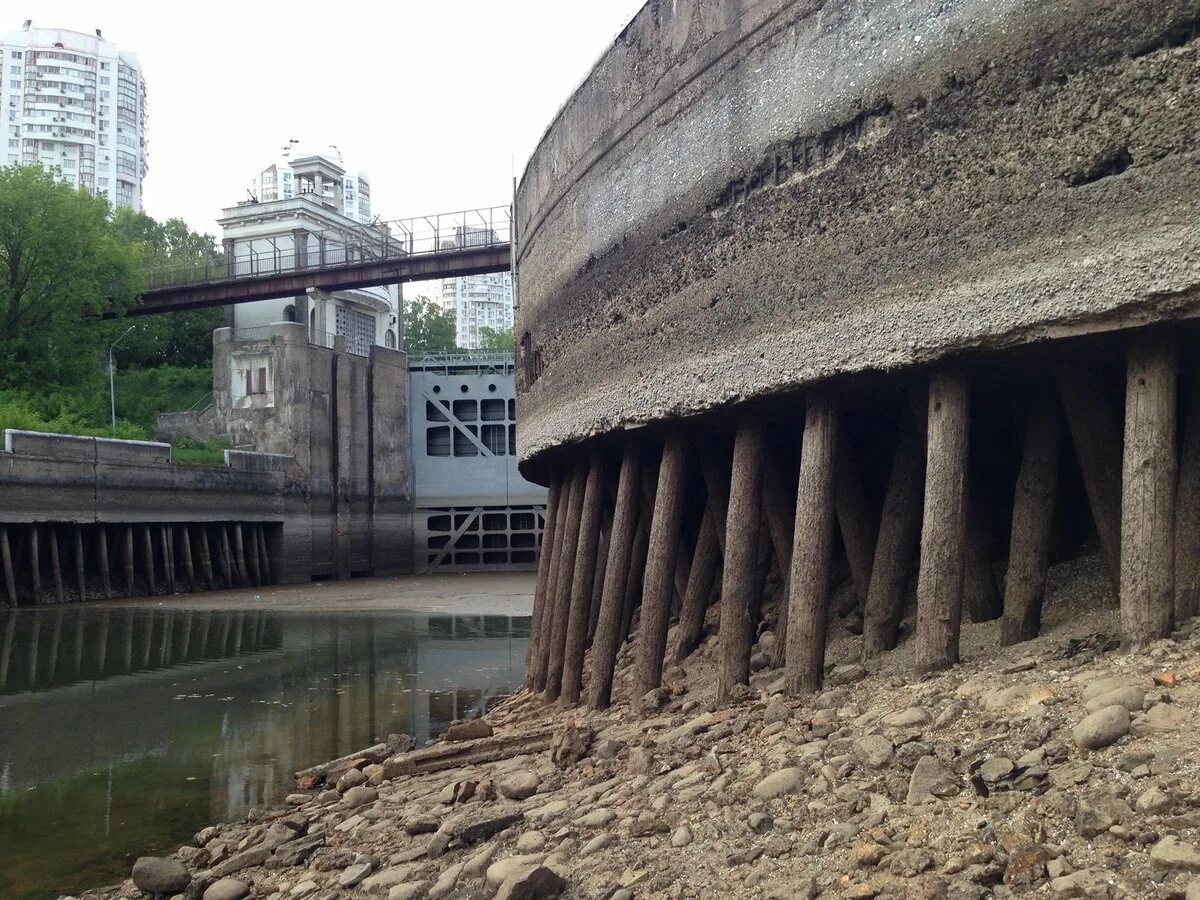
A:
[{"left": 143, "top": 205, "right": 512, "bottom": 292}]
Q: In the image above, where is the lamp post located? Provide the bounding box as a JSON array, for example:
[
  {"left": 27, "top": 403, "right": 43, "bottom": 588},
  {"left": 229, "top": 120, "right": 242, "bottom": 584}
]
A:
[{"left": 108, "top": 324, "right": 137, "bottom": 428}]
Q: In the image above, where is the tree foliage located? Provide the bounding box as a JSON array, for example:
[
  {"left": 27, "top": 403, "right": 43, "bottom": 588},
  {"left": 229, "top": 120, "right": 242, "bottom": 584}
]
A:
[
  {"left": 477, "top": 326, "right": 514, "bottom": 351},
  {"left": 110, "top": 209, "right": 225, "bottom": 368},
  {"left": 0, "top": 165, "right": 140, "bottom": 388},
  {"left": 403, "top": 295, "right": 457, "bottom": 353}
]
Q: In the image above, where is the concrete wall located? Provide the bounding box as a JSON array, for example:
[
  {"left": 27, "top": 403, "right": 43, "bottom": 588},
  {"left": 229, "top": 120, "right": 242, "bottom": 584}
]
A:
[
  {"left": 513, "top": 0, "right": 1200, "bottom": 474},
  {"left": 211, "top": 323, "right": 414, "bottom": 580}
]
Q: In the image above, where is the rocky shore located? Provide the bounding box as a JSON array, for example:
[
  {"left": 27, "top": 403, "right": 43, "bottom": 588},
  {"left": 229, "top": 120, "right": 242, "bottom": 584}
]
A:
[{"left": 78, "top": 555, "right": 1200, "bottom": 900}]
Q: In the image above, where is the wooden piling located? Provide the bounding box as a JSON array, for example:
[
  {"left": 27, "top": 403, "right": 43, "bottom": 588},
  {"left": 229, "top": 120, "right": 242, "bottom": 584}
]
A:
[
  {"left": 589, "top": 443, "right": 643, "bottom": 710},
  {"left": 1, "top": 528, "right": 16, "bottom": 607},
  {"left": 587, "top": 509, "right": 612, "bottom": 647},
  {"left": 635, "top": 435, "right": 688, "bottom": 699},
  {"left": 256, "top": 525, "right": 272, "bottom": 584},
  {"left": 96, "top": 526, "right": 112, "bottom": 600},
  {"left": 198, "top": 528, "right": 215, "bottom": 589},
  {"left": 48, "top": 527, "right": 64, "bottom": 603},
  {"left": 1001, "top": 390, "right": 1064, "bottom": 644},
  {"left": 673, "top": 504, "right": 721, "bottom": 664},
  {"left": 763, "top": 451, "right": 797, "bottom": 668},
  {"left": 914, "top": 370, "right": 971, "bottom": 674},
  {"left": 142, "top": 525, "right": 156, "bottom": 594},
  {"left": 532, "top": 474, "right": 571, "bottom": 691},
  {"left": 526, "top": 474, "right": 562, "bottom": 687},
  {"left": 861, "top": 417, "right": 925, "bottom": 657},
  {"left": 963, "top": 498, "right": 1003, "bottom": 623},
  {"left": 29, "top": 526, "right": 41, "bottom": 600},
  {"left": 835, "top": 438, "right": 878, "bottom": 614},
  {"left": 73, "top": 526, "right": 86, "bottom": 602},
  {"left": 162, "top": 526, "right": 176, "bottom": 594},
  {"left": 560, "top": 451, "right": 606, "bottom": 706},
  {"left": 234, "top": 524, "right": 249, "bottom": 586},
  {"left": 544, "top": 463, "right": 586, "bottom": 700},
  {"left": 1121, "top": 333, "right": 1178, "bottom": 648},
  {"left": 246, "top": 523, "right": 262, "bottom": 586},
  {"left": 180, "top": 526, "right": 196, "bottom": 589},
  {"left": 218, "top": 527, "right": 235, "bottom": 589},
  {"left": 1175, "top": 366, "right": 1200, "bottom": 623},
  {"left": 718, "top": 420, "right": 768, "bottom": 701},
  {"left": 1056, "top": 365, "right": 1123, "bottom": 584},
  {"left": 122, "top": 526, "right": 135, "bottom": 596},
  {"left": 620, "top": 512, "right": 650, "bottom": 646},
  {"left": 783, "top": 392, "right": 839, "bottom": 694}
]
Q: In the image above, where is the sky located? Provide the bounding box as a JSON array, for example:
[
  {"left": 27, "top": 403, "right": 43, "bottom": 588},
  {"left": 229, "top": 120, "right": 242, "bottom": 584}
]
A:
[{"left": 16, "top": 0, "right": 645, "bottom": 236}]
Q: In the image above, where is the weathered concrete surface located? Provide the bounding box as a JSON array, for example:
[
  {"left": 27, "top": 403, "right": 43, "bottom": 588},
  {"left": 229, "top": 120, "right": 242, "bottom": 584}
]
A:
[{"left": 514, "top": 0, "right": 1200, "bottom": 477}]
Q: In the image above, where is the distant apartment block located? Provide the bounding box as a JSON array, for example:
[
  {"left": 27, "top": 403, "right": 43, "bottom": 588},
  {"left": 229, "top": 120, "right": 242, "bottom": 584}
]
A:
[{"left": 1, "top": 21, "right": 148, "bottom": 209}]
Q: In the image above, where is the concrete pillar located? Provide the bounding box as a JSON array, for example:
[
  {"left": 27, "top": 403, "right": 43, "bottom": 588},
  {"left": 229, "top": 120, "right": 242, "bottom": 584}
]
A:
[
  {"left": 367, "top": 344, "right": 411, "bottom": 576},
  {"left": 293, "top": 228, "right": 310, "bottom": 270}
]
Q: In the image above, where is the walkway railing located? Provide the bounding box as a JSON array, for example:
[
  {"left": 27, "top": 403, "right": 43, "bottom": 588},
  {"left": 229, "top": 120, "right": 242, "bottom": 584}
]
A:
[{"left": 144, "top": 205, "right": 512, "bottom": 291}]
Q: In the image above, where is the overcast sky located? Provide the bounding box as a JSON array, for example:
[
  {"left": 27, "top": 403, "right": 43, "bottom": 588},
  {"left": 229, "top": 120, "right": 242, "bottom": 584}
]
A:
[{"left": 21, "top": 0, "right": 645, "bottom": 235}]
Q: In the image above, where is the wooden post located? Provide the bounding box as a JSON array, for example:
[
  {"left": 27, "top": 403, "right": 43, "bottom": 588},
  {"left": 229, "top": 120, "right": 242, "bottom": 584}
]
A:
[
  {"left": 142, "top": 525, "right": 156, "bottom": 594},
  {"left": 162, "top": 526, "right": 176, "bottom": 594},
  {"left": 1056, "top": 365, "right": 1123, "bottom": 584},
  {"left": 97, "top": 526, "right": 112, "bottom": 600},
  {"left": 589, "top": 443, "right": 642, "bottom": 710},
  {"left": 763, "top": 451, "right": 797, "bottom": 668},
  {"left": 180, "top": 526, "right": 196, "bottom": 589},
  {"left": 1001, "top": 390, "right": 1064, "bottom": 644},
  {"left": 532, "top": 474, "right": 571, "bottom": 691},
  {"left": 718, "top": 420, "right": 768, "bottom": 701},
  {"left": 621, "top": 512, "right": 651, "bottom": 645},
  {"left": 122, "top": 526, "right": 135, "bottom": 596},
  {"left": 29, "top": 526, "right": 41, "bottom": 600},
  {"left": 0, "top": 528, "right": 16, "bottom": 607},
  {"left": 246, "top": 525, "right": 262, "bottom": 585},
  {"left": 914, "top": 370, "right": 971, "bottom": 674},
  {"left": 48, "top": 527, "right": 65, "bottom": 604},
  {"left": 234, "top": 524, "right": 249, "bottom": 586},
  {"left": 635, "top": 435, "right": 687, "bottom": 699},
  {"left": 698, "top": 445, "right": 731, "bottom": 555},
  {"left": 962, "top": 498, "right": 1002, "bottom": 623},
  {"left": 835, "top": 437, "right": 878, "bottom": 614},
  {"left": 1175, "top": 365, "right": 1200, "bottom": 623},
  {"left": 256, "top": 526, "right": 272, "bottom": 584},
  {"left": 784, "top": 392, "right": 839, "bottom": 694},
  {"left": 1121, "top": 333, "right": 1177, "bottom": 648},
  {"left": 861, "top": 417, "right": 926, "bottom": 657},
  {"left": 73, "top": 526, "right": 87, "bottom": 602},
  {"left": 544, "top": 463, "right": 586, "bottom": 700},
  {"left": 219, "top": 527, "right": 235, "bottom": 589},
  {"left": 198, "top": 528, "right": 215, "bottom": 589},
  {"left": 526, "top": 474, "right": 562, "bottom": 686},
  {"left": 587, "top": 510, "right": 612, "bottom": 647},
  {"left": 673, "top": 505, "right": 721, "bottom": 664},
  {"left": 560, "top": 451, "right": 606, "bottom": 706}
]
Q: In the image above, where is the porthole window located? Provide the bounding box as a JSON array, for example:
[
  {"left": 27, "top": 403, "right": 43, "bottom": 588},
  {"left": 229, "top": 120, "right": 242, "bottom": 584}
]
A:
[
  {"left": 488, "top": 383, "right": 497, "bottom": 392},
  {"left": 432, "top": 384, "right": 441, "bottom": 394},
  {"left": 460, "top": 384, "right": 469, "bottom": 393}
]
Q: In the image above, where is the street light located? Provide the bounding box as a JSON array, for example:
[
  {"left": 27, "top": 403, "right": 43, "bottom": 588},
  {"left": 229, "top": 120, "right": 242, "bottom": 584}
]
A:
[{"left": 108, "top": 324, "right": 138, "bottom": 428}]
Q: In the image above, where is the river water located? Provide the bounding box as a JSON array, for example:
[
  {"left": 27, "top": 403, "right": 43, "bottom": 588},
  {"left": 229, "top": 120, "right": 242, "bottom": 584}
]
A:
[{"left": 0, "top": 578, "right": 531, "bottom": 900}]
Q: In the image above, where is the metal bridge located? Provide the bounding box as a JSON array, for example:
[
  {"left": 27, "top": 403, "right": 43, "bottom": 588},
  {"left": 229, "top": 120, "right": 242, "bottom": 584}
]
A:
[{"left": 127, "top": 206, "right": 513, "bottom": 317}]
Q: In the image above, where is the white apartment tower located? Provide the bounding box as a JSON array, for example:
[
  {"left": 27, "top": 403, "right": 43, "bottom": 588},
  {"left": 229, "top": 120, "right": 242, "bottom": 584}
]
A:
[
  {"left": 1, "top": 21, "right": 148, "bottom": 209},
  {"left": 252, "top": 141, "right": 371, "bottom": 224},
  {"left": 439, "top": 227, "right": 514, "bottom": 349}
]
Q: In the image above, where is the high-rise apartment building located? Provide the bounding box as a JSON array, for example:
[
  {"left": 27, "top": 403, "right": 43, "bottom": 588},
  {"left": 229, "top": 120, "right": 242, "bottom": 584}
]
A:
[
  {"left": 0, "top": 21, "right": 148, "bottom": 209},
  {"left": 439, "top": 227, "right": 514, "bottom": 349},
  {"left": 251, "top": 141, "right": 371, "bottom": 224}
]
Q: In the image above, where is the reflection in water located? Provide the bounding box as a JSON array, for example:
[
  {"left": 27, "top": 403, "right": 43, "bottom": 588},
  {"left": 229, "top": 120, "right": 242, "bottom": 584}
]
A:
[{"left": 0, "top": 605, "right": 530, "bottom": 900}]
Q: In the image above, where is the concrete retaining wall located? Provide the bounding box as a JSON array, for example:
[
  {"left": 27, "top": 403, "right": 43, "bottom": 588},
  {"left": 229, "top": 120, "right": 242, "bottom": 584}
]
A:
[{"left": 514, "top": 0, "right": 1200, "bottom": 474}]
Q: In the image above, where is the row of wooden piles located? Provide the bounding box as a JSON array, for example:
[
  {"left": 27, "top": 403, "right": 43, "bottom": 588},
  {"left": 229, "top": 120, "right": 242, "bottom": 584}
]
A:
[
  {"left": 0, "top": 521, "right": 275, "bottom": 606},
  {"left": 522, "top": 331, "right": 1200, "bottom": 709}
]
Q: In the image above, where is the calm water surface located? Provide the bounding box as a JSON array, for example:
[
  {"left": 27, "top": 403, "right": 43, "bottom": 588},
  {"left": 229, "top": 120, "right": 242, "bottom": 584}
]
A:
[{"left": 0, "top": 601, "right": 529, "bottom": 900}]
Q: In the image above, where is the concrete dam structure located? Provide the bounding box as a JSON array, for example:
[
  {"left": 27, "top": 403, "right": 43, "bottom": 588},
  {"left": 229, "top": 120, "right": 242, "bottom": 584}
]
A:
[
  {"left": 0, "top": 324, "right": 548, "bottom": 607},
  {"left": 514, "top": 0, "right": 1200, "bottom": 706}
]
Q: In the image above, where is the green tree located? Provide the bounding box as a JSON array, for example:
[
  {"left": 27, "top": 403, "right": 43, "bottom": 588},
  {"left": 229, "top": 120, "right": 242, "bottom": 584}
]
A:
[
  {"left": 477, "top": 326, "right": 514, "bottom": 351},
  {"left": 0, "top": 165, "right": 140, "bottom": 388},
  {"left": 110, "top": 209, "right": 225, "bottom": 368},
  {"left": 403, "top": 295, "right": 457, "bottom": 353}
]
